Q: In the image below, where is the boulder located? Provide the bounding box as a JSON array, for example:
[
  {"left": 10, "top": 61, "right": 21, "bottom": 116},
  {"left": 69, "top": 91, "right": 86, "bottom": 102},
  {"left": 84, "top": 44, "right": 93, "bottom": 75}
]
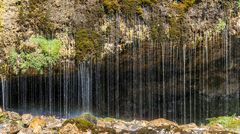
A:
[
  {"left": 7, "top": 111, "right": 21, "bottom": 121},
  {"left": 59, "top": 123, "right": 81, "bottom": 134},
  {"left": 149, "top": 118, "right": 178, "bottom": 128},
  {"left": 17, "top": 128, "right": 33, "bottom": 134},
  {"left": 62, "top": 116, "right": 95, "bottom": 132},
  {"left": 22, "top": 114, "right": 33, "bottom": 126},
  {"left": 79, "top": 113, "right": 97, "bottom": 125},
  {"left": 176, "top": 123, "right": 199, "bottom": 133},
  {"left": 29, "top": 116, "right": 46, "bottom": 133}
]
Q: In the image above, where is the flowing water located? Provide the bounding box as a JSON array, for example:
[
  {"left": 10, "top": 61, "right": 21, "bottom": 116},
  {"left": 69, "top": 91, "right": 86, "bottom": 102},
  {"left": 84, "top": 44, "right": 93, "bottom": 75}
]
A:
[{"left": 1, "top": 28, "right": 240, "bottom": 124}]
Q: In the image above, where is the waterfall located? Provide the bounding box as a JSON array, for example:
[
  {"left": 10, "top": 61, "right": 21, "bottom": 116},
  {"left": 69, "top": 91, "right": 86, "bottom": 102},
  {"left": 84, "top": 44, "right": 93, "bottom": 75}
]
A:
[
  {"left": 1, "top": 76, "right": 5, "bottom": 110},
  {"left": 78, "top": 61, "right": 92, "bottom": 112},
  {"left": 1, "top": 19, "right": 240, "bottom": 124}
]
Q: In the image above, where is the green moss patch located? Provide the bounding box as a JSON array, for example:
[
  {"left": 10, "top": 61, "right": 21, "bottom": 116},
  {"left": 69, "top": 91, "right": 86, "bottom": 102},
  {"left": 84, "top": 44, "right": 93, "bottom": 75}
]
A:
[
  {"left": 79, "top": 113, "right": 97, "bottom": 124},
  {"left": 207, "top": 115, "right": 240, "bottom": 131},
  {"left": 0, "top": 113, "right": 9, "bottom": 124},
  {"left": 168, "top": 17, "right": 182, "bottom": 41},
  {"left": 75, "top": 29, "right": 103, "bottom": 62},
  {"left": 63, "top": 114, "right": 96, "bottom": 132},
  {"left": 102, "top": 0, "right": 156, "bottom": 16}
]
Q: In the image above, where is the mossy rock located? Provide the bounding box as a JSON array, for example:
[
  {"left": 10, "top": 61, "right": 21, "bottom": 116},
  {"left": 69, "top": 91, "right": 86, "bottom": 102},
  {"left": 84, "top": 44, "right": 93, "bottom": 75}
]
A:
[
  {"left": 136, "top": 127, "right": 157, "bottom": 134},
  {"left": 207, "top": 115, "right": 240, "bottom": 131},
  {"left": 79, "top": 113, "right": 97, "bottom": 124},
  {"left": 0, "top": 64, "right": 8, "bottom": 76},
  {"left": 150, "top": 18, "right": 167, "bottom": 41},
  {"left": 171, "top": 0, "right": 195, "bottom": 13},
  {"left": 100, "top": 117, "right": 115, "bottom": 122},
  {"left": 0, "top": 112, "right": 9, "bottom": 124},
  {"left": 103, "top": 0, "right": 120, "bottom": 13},
  {"left": 0, "top": 0, "right": 4, "bottom": 32},
  {"left": 63, "top": 117, "right": 95, "bottom": 132},
  {"left": 18, "top": 0, "right": 54, "bottom": 35},
  {"left": 168, "top": 17, "right": 182, "bottom": 41},
  {"left": 102, "top": 0, "right": 156, "bottom": 16},
  {"left": 75, "top": 29, "right": 103, "bottom": 62}
]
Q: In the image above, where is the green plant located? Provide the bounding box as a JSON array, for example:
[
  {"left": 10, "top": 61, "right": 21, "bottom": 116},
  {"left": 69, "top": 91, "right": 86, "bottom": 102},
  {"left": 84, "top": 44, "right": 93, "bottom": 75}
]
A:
[
  {"left": 216, "top": 19, "right": 226, "bottom": 32},
  {"left": 75, "top": 29, "right": 103, "bottom": 62},
  {"left": 7, "top": 36, "right": 62, "bottom": 74},
  {"left": 207, "top": 115, "right": 240, "bottom": 131},
  {"left": 31, "top": 36, "right": 61, "bottom": 64}
]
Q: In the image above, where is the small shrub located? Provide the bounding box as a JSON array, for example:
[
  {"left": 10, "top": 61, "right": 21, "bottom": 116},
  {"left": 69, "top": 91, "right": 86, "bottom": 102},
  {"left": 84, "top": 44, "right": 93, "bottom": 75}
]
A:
[
  {"left": 31, "top": 36, "right": 61, "bottom": 65},
  {"left": 7, "top": 36, "right": 62, "bottom": 74}
]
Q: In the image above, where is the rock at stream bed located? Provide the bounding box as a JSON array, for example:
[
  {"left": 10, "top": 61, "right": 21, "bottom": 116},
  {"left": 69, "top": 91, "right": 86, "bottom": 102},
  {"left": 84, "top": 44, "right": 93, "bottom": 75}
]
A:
[
  {"left": 17, "top": 128, "right": 33, "bottom": 134},
  {"left": 0, "top": 111, "right": 238, "bottom": 134},
  {"left": 59, "top": 123, "right": 81, "bottom": 134},
  {"left": 22, "top": 114, "right": 33, "bottom": 126},
  {"left": 7, "top": 111, "right": 21, "bottom": 121}
]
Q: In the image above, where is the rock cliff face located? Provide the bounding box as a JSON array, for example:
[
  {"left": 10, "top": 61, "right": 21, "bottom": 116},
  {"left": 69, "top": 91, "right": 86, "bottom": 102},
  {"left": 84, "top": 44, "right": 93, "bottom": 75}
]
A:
[
  {"left": 1, "top": 0, "right": 240, "bottom": 96},
  {"left": 0, "top": 0, "right": 238, "bottom": 62}
]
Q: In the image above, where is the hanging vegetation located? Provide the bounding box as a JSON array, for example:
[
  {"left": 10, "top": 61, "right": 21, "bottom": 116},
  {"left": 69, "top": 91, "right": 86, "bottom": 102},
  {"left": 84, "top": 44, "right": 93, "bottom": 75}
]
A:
[{"left": 8, "top": 36, "right": 61, "bottom": 74}]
